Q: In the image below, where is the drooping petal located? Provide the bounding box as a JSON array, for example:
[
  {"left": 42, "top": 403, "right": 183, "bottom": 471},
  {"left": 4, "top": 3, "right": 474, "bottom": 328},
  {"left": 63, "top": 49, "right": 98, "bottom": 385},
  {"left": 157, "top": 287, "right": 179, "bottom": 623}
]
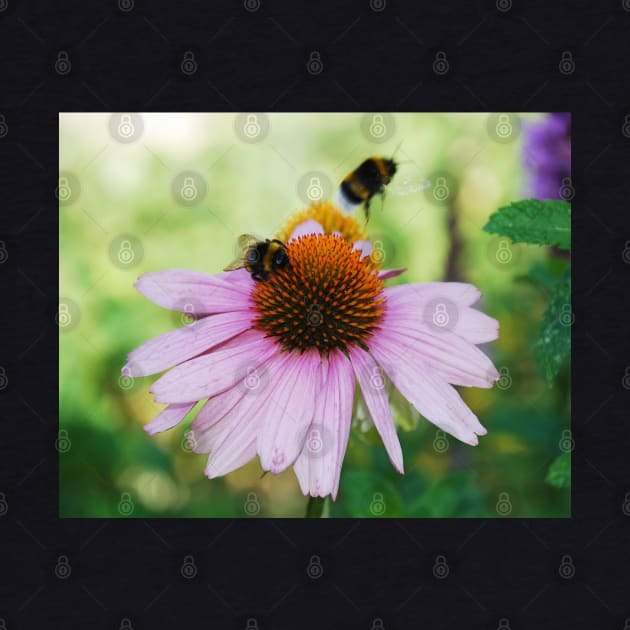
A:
[
  {"left": 149, "top": 329, "right": 280, "bottom": 404},
  {"left": 205, "top": 438, "right": 258, "bottom": 478},
  {"left": 352, "top": 239, "right": 373, "bottom": 259},
  {"left": 204, "top": 351, "right": 293, "bottom": 478},
  {"left": 289, "top": 219, "right": 325, "bottom": 241},
  {"left": 369, "top": 333, "right": 487, "bottom": 445},
  {"left": 256, "top": 350, "right": 321, "bottom": 474},
  {"left": 379, "top": 316, "right": 499, "bottom": 388},
  {"left": 189, "top": 385, "right": 247, "bottom": 453},
  {"left": 349, "top": 346, "right": 403, "bottom": 473},
  {"left": 135, "top": 268, "right": 254, "bottom": 314},
  {"left": 293, "top": 351, "right": 356, "bottom": 499},
  {"left": 124, "top": 311, "right": 254, "bottom": 377},
  {"left": 378, "top": 268, "right": 407, "bottom": 280},
  {"left": 144, "top": 402, "right": 195, "bottom": 436},
  {"left": 385, "top": 282, "right": 482, "bottom": 308},
  {"left": 385, "top": 284, "right": 499, "bottom": 344}
]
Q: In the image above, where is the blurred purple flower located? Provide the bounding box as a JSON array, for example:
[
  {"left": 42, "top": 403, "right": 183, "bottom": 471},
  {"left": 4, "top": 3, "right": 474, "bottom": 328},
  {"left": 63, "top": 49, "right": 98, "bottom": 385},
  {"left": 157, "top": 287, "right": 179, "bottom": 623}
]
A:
[{"left": 522, "top": 113, "right": 571, "bottom": 200}]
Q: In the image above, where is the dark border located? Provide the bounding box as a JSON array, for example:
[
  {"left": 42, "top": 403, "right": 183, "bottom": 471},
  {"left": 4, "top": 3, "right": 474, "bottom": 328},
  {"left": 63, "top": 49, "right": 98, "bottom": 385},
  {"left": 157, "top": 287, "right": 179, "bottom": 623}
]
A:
[{"left": 2, "top": 1, "right": 629, "bottom": 628}]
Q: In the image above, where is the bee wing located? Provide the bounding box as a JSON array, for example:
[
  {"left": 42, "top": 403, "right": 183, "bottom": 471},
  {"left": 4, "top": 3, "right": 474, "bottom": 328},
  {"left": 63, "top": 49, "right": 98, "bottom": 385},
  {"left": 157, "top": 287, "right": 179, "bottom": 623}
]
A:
[
  {"left": 224, "top": 234, "right": 260, "bottom": 272},
  {"left": 387, "top": 164, "right": 431, "bottom": 196},
  {"left": 237, "top": 234, "right": 260, "bottom": 249},
  {"left": 223, "top": 258, "right": 248, "bottom": 272}
]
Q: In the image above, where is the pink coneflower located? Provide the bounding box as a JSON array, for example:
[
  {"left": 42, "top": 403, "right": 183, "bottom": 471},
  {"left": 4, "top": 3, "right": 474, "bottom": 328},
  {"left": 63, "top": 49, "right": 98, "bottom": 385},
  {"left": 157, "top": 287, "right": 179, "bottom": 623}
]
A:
[{"left": 124, "top": 201, "right": 499, "bottom": 499}]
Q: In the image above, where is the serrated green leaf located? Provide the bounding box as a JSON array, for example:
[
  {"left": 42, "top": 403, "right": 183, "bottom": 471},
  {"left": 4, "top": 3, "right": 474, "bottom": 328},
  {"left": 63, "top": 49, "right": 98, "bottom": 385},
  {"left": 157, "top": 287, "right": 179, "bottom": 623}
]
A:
[
  {"left": 483, "top": 199, "right": 571, "bottom": 250},
  {"left": 536, "top": 268, "right": 571, "bottom": 383},
  {"left": 545, "top": 452, "right": 571, "bottom": 488}
]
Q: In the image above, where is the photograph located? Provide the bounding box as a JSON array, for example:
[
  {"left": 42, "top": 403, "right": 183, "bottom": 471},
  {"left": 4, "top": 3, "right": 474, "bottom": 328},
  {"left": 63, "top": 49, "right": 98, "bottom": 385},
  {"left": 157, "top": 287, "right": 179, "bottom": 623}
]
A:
[{"left": 58, "top": 112, "right": 571, "bottom": 518}]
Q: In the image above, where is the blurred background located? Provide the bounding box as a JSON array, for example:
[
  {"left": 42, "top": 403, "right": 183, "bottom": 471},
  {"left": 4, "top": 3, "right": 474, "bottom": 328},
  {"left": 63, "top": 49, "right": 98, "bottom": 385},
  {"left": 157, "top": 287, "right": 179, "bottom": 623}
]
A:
[{"left": 59, "top": 112, "right": 571, "bottom": 518}]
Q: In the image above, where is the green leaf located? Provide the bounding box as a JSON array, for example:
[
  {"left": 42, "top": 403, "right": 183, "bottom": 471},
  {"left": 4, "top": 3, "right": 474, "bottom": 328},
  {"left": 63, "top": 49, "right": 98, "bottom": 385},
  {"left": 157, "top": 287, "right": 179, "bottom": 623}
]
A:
[
  {"left": 545, "top": 452, "right": 571, "bottom": 488},
  {"left": 483, "top": 199, "right": 571, "bottom": 250},
  {"left": 536, "top": 268, "right": 571, "bottom": 383}
]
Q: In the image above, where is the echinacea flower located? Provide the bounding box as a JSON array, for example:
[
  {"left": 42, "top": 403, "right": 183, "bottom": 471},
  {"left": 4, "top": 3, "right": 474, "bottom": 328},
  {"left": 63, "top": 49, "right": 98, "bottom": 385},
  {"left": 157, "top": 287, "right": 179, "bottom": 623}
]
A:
[
  {"left": 124, "top": 201, "right": 499, "bottom": 499},
  {"left": 522, "top": 112, "right": 571, "bottom": 200}
]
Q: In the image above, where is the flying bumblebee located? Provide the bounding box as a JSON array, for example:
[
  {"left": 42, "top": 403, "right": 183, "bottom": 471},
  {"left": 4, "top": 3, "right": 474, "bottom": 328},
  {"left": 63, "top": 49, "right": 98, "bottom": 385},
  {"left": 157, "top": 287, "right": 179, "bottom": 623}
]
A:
[
  {"left": 224, "top": 234, "right": 289, "bottom": 282},
  {"left": 336, "top": 156, "right": 398, "bottom": 223}
]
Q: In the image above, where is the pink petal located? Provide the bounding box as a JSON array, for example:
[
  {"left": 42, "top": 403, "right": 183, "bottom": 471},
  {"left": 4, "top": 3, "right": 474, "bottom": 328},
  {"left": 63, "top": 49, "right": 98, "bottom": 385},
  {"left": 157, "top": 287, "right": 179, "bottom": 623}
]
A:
[
  {"left": 205, "top": 354, "right": 289, "bottom": 478},
  {"left": 381, "top": 313, "right": 499, "bottom": 388},
  {"left": 135, "top": 268, "right": 254, "bottom": 314},
  {"left": 149, "top": 329, "right": 280, "bottom": 404},
  {"left": 378, "top": 268, "right": 407, "bottom": 280},
  {"left": 384, "top": 284, "right": 499, "bottom": 344},
  {"left": 124, "top": 311, "right": 254, "bottom": 377},
  {"left": 293, "top": 351, "right": 356, "bottom": 499},
  {"left": 205, "top": 438, "right": 257, "bottom": 478},
  {"left": 369, "top": 333, "right": 487, "bottom": 445},
  {"left": 144, "top": 402, "right": 195, "bottom": 436},
  {"left": 349, "top": 346, "right": 403, "bottom": 473},
  {"left": 189, "top": 385, "right": 247, "bottom": 453},
  {"left": 289, "top": 219, "right": 325, "bottom": 241},
  {"left": 385, "top": 282, "right": 482, "bottom": 308},
  {"left": 352, "top": 239, "right": 373, "bottom": 259},
  {"left": 256, "top": 350, "right": 321, "bottom": 474}
]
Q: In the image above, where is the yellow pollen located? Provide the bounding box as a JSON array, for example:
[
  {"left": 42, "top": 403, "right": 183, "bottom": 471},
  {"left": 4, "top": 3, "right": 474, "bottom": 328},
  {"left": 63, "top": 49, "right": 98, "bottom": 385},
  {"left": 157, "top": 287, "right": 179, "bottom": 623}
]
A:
[{"left": 277, "top": 201, "right": 368, "bottom": 246}]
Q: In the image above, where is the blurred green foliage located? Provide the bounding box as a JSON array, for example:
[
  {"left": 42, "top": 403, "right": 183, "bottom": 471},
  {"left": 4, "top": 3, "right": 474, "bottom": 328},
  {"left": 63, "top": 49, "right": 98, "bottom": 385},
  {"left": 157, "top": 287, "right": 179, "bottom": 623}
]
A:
[{"left": 59, "top": 113, "right": 570, "bottom": 518}]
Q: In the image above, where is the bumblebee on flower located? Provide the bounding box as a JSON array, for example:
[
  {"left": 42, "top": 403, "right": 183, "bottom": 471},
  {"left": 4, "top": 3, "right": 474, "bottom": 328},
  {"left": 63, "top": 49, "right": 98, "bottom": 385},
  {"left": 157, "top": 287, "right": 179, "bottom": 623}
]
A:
[{"left": 123, "top": 157, "right": 500, "bottom": 500}]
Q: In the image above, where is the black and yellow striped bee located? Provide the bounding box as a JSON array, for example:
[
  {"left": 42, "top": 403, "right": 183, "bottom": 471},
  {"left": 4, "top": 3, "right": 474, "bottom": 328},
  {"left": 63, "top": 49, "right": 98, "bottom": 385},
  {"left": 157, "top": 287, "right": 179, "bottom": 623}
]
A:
[
  {"left": 224, "top": 234, "right": 289, "bottom": 282},
  {"left": 336, "top": 156, "right": 398, "bottom": 223}
]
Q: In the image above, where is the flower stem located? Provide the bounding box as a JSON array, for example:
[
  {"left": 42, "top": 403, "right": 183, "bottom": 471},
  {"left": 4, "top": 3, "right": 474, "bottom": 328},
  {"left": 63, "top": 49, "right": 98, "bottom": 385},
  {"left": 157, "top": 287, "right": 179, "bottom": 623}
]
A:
[{"left": 305, "top": 496, "right": 329, "bottom": 518}]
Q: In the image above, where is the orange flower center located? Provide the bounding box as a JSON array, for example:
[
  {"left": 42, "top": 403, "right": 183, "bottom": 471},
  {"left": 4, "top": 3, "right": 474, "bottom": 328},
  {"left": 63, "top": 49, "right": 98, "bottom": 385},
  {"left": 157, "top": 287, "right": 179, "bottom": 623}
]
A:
[{"left": 252, "top": 234, "right": 385, "bottom": 354}]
